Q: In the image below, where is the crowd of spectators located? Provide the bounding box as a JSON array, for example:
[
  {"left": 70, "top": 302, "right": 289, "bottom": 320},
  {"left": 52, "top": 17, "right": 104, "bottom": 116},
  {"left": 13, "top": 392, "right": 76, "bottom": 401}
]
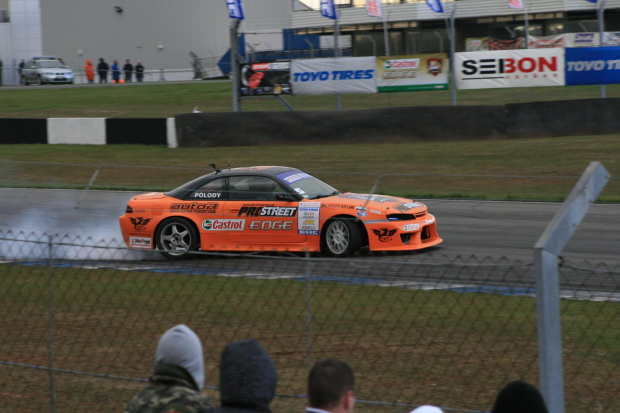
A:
[
  {"left": 123, "top": 325, "right": 549, "bottom": 413},
  {"left": 92, "top": 57, "right": 144, "bottom": 84}
]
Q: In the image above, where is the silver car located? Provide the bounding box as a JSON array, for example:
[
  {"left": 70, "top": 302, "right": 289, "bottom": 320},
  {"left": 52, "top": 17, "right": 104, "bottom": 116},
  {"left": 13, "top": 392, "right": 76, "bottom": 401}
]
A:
[{"left": 22, "top": 57, "right": 74, "bottom": 85}]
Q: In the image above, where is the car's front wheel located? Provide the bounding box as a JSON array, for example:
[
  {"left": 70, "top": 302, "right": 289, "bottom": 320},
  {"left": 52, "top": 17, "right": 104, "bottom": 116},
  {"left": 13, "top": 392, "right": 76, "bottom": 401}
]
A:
[
  {"left": 155, "top": 218, "right": 199, "bottom": 260},
  {"left": 37, "top": 76, "right": 43, "bottom": 85},
  {"left": 322, "top": 218, "right": 362, "bottom": 257},
  {"left": 22, "top": 76, "right": 29, "bottom": 86}
]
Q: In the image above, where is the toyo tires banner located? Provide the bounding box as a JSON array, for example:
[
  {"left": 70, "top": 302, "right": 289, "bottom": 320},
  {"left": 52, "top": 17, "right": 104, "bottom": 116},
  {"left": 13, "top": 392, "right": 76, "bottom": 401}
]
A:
[
  {"left": 376, "top": 54, "right": 448, "bottom": 92},
  {"left": 291, "top": 57, "right": 377, "bottom": 95},
  {"left": 455, "top": 48, "right": 565, "bottom": 89},
  {"left": 565, "top": 46, "right": 620, "bottom": 85}
]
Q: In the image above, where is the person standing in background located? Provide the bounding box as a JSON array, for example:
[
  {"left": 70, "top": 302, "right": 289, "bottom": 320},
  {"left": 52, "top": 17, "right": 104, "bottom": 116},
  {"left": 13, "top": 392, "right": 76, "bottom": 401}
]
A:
[
  {"left": 97, "top": 58, "right": 109, "bottom": 83},
  {"left": 84, "top": 59, "right": 95, "bottom": 84},
  {"left": 19, "top": 59, "right": 25, "bottom": 84},
  {"left": 112, "top": 60, "right": 121, "bottom": 83},
  {"left": 123, "top": 59, "right": 133, "bottom": 83},
  {"left": 135, "top": 61, "right": 144, "bottom": 82}
]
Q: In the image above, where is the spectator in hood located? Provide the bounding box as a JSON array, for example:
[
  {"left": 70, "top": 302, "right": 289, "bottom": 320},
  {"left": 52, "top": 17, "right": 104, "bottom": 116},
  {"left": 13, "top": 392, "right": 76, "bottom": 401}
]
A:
[
  {"left": 491, "top": 380, "right": 548, "bottom": 413},
  {"left": 84, "top": 59, "right": 95, "bottom": 84},
  {"left": 306, "top": 359, "right": 355, "bottom": 413},
  {"left": 211, "top": 339, "right": 278, "bottom": 413},
  {"left": 124, "top": 324, "right": 215, "bottom": 413}
]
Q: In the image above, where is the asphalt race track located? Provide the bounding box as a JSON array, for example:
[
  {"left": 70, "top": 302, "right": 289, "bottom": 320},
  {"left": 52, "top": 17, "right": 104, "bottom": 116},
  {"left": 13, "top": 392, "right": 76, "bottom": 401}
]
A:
[{"left": 0, "top": 188, "right": 618, "bottom": 266}]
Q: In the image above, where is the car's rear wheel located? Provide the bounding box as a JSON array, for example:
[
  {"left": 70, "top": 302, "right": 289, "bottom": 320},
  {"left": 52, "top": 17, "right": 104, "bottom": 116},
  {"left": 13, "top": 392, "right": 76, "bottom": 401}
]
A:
[
  {"left": 155, "top": 218, "right": 199, "bottom": 260},
  {"left": 322, "top": 218, "right": 362, "bottom": 257},
  {"left": 22, "top": 76, "right": 29, "bottom": 86}
]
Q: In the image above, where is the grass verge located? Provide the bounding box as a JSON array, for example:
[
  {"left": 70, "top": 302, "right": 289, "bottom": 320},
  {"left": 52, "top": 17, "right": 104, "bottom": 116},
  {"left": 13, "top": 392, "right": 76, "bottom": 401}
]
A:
[{"left": 1, "top": 135, "right": 618, "bottom": 202}]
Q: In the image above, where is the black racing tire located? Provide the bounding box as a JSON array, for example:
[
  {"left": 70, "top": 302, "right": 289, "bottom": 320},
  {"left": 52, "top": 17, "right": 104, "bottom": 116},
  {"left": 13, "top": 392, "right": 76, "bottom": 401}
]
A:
[
  {"left": 155, "top": 217, "right": 199, "bottom": 260},
  {"left": 321, "top": 217, "right": 362, "bottom": 257}
]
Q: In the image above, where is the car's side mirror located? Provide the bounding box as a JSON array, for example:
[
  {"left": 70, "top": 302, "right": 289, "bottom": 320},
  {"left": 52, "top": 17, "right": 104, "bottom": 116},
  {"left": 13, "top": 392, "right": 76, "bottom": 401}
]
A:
[{"left": 276, "top": 193, "right": 294, "bottom": 201}]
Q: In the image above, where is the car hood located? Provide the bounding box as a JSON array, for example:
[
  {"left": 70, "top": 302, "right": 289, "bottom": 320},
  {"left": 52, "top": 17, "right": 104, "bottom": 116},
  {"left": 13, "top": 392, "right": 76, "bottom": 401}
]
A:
[{"left": 320, "top": 192, "right": 427, "bottom": 214}]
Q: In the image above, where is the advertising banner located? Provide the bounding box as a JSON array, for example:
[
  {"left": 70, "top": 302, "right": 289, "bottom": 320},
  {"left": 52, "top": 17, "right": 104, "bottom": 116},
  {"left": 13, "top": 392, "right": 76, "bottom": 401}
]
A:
[
  {"left": 240, "top": 61, "right": 291, "bottom": 96},
  {"left": 366, "top": 0, "right": 382, "bottom": 18},
  {"left": 320, "top": 0, "right": 337, "bottom": 20},
  {"left": 291, "top": 57, "right": 377, "bottom": 95},
  {"left": 565, "top": 47, "right": 620, "bottom": 85},
  {"left": 455, "top": 48, "right": 565, "bottom": 89},
  {"left": 508, "top": 0, "right": 525, "bottom": 9},
  {"left": 376, "top": 54, "right": 448, "bottom": 92},
  {"left": 225, "top": 0, "right": 244, "bottom": 19}
]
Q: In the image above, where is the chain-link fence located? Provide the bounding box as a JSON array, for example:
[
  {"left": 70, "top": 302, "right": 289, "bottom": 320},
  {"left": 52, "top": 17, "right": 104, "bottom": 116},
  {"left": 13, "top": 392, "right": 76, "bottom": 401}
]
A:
[{"left": 0, "top": 229, "right": 618, "bottom": 412}]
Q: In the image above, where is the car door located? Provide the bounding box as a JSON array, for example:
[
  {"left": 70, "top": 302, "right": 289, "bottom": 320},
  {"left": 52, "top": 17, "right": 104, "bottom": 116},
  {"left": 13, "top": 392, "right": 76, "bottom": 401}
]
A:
[
  {"left": 223, "top": 175, "right": 306, "bottom": 245},
  {"left": 180, "top": 176, "right": 229, "bottom": 246}
]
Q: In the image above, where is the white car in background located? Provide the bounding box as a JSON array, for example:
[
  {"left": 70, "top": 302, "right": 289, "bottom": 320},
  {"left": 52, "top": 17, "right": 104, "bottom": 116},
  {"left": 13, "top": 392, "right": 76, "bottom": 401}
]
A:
[{"left": 22, "top": 56, "right": 74, "bottom": 85}]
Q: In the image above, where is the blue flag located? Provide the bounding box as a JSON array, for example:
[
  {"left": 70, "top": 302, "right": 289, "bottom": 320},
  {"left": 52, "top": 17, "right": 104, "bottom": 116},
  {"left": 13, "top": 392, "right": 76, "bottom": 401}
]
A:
[
  {"left": 226, "top": 0, "right": 244, "bottom": 19},
  {"left": 426, "top": 0, "right": 444, "bottom": 13},
  {"left": 320, "top": 0, "right": 338, "bottom": 20},
  {"left": 584, "top": 0, "right": 597, "bottom": 2}
]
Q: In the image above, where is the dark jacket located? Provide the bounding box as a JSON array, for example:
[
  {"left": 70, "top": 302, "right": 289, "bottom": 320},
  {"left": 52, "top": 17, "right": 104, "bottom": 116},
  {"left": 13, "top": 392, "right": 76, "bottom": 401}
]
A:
[
  {"left": 210, "top": 339, "right": 277, "bottom": 413},
  {"left": 124, "top": 363, "right": 214, "bottom": 413}
]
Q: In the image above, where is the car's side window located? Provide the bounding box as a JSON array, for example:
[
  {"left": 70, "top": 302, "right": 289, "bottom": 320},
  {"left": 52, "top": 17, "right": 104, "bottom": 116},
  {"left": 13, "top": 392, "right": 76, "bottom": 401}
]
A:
[
  {"left": 229, "top": 176, "right": 286, "bottom": 201},
  {"left": 188, "top": 177, "right": 228, "bottom": 200}
]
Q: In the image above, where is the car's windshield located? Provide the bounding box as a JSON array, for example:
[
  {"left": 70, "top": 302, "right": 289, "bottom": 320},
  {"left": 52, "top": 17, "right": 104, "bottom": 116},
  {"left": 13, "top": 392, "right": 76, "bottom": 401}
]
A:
[
  {"left": 275, "top": 170, "right": 340, "bottom": 199},
  {"left": 38, "top": 60, "right": 63, "bottom": 68}
]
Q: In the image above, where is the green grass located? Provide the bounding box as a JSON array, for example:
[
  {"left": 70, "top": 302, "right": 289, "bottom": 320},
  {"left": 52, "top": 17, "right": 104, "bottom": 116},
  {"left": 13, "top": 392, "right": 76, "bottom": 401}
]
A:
[
  {"left": 0, "top": 264, "right": 617, "bottom": 412},
  {"left": 1, "top": 136, "right": 618, "bottom": 201},
  {"left": 1, "top": 81, "right": 620, "bottom": 117}
]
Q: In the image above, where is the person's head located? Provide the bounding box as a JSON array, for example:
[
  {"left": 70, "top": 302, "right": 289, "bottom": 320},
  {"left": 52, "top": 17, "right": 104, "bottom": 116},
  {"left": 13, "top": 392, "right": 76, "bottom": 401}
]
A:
[
  {"left": 409, "top": 406, "right": 444, "bottom": 413},
  {"left": 99, "top": 58, "right": 104, "bottom": 62},
  {"left": 126, "top": 59, "right": 130, "bottom": 63},
  {"left": 137, "top": 61, "right": 142, "bottom": 65},
  {"left": 308, "top": 358, "right": 355, "bottom": 413},
  {"left": 154, "top": 324, "right": 204, "bottom": 390},
  {"left": 219, "top": 339, "right": 277, "bottom": 412},
  {"left": 492, "top": 380, "right": 548, "bottom": 413}
]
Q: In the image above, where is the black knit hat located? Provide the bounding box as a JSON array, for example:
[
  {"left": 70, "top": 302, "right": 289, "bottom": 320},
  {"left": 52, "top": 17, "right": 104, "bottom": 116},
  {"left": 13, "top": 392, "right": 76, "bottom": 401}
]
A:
[
  {"left": 492, "top": 380, "right": 548, "bottom": 413},
  {"left": 219, "top": 339, "right": 277, "bottom": 413}
]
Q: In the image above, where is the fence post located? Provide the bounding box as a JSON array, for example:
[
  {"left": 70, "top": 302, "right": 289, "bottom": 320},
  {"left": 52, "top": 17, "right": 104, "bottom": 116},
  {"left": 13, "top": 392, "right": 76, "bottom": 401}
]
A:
[
  {"left": 534, "top": 162, "right": 610, "bottom": 413},
  {"left": 305, "top": 250, "right": 313, "bottom": 372},
  {"left": 47, "top": 235, "right": 56, "bottom": 413}
]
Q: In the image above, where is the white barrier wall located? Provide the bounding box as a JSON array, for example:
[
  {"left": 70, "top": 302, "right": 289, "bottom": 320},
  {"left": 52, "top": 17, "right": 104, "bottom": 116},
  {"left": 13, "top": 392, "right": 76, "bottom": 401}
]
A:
[{"left": 48, "top": 118, "right": 107, "bottom": 145}]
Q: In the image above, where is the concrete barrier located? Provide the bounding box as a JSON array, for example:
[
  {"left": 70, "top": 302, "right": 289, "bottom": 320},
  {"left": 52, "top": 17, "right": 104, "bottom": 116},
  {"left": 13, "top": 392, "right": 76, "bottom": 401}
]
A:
[
  {"left": 174, "top": 98, "right": 620, "bottom": 147},
  {"left": 1, "top": 98, "right": 618, "bottom": 147}
]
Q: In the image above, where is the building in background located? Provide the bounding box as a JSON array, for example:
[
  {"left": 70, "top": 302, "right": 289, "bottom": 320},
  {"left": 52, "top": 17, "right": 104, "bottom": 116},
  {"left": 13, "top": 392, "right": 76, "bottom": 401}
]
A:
[{"left": 1, "top": 0, "right": 620, "bottom": 85}]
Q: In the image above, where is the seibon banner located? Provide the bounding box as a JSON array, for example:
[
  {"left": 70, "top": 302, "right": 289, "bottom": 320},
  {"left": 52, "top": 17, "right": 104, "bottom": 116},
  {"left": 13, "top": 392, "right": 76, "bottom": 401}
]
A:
[
  {"left": 291, "top": 57, "right": 377, "bottom": 95},
  {"left": 454, "top": 49, "right": 565, "bottom": 89}
]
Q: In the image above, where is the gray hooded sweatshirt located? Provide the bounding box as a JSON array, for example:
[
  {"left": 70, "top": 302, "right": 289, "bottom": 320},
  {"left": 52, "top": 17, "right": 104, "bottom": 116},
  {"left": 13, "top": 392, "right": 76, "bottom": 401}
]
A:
[{"left": 155, "top": 324, "right": 205, "bottom": 390}]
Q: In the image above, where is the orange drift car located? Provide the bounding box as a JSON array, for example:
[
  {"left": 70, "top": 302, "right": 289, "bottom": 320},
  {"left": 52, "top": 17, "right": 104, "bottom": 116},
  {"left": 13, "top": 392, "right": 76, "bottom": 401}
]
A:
[{"left": 119, "top": 166, "right": 442, "bottom": 259}]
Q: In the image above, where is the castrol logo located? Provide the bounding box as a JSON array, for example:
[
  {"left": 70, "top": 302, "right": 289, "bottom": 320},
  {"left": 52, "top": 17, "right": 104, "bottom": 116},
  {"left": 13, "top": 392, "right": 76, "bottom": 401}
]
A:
[{"left": 202, "top": 219, "right": 245, "bottom": 231}]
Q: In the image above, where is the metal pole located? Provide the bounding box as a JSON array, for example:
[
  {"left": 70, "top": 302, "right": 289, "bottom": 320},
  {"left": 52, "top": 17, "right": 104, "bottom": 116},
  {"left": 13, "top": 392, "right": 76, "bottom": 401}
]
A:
[
  {"left": 305, "top": 250, "right": 313, "bottom": 372},
  {"left": 383, "top": 14, "right": 390, "bottom": 56},
  {"left": 524, "top": 4, "right": 529, "bottom": 48},
  {"left": 534, "top": 162, "right": 610, "bottom": 413},
  {"left": 334, "top": 15, "right": 341, "bottom": 111},
  {"left": 230, "top": 19, "right": 241, "bottom": 112},
  {"left": 450, "top": 6, "right": 457, "bottom": 106},
  {"left": 47, "top": 235, "right": 56, "bottom": 413},
  {"left": 598, "top": 0, "right": 607, "bottom": 98}
]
